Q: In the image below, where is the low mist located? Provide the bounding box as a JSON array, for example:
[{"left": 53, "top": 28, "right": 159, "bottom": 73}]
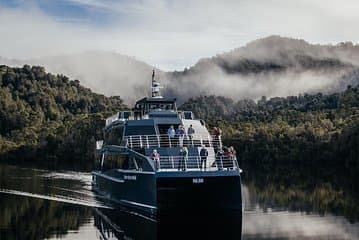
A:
[{"left": 2, "top": 36, "right": 359, "bottom": 105}]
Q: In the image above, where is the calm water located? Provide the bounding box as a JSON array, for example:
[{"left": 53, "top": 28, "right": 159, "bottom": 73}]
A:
[{"left": 0, "top": 163, "right": 358, "bottom": 240}]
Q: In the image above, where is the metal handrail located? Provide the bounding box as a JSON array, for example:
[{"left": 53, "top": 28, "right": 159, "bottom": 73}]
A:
[
  {"left": 150, "top": 155, "right": 239, "bottom": 172},
  {"left": 124, "top": 134, "right": 223, "bottom": 149}
]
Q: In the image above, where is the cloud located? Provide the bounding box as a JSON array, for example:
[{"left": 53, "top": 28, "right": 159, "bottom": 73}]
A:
[
  {"left": 0, "top": 6, "right": 95, "bottom": 57},
  {"left": 64, "top": 0, "right": 111, "bottom": 9},
  {"left": 1, "top": 0, "right": 359, "bottom": 71}
]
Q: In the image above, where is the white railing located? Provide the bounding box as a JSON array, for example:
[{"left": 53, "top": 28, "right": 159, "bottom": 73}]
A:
[
  {"left": 124, "top": 134, "right": 223, "bottom": 149},
  {"left": 151, "top": 156, "right": 239, "bottom": 172}
]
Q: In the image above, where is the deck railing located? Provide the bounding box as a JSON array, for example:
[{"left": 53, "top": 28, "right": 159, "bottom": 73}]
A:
[
  {"left": 124, "top": 134, "right": 223, "bottom": 149},
  {"left": 151, "top": 155, "right": 239, "bottom": 172}
]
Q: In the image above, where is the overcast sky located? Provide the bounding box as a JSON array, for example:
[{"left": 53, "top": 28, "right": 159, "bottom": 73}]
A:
[{"left": 0, "top": 0, "right": 358, "bottom": 70}]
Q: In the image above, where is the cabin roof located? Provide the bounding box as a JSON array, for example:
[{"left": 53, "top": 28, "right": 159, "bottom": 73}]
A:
[
  {"left": 126, "top": 119, "right": 154, "bottom": 126},
  {"left": 154, "top": 117, "right": 182, "bottom": 125},
  {"left": 135, "top": 97, "right": 176, "bottom": 105}
]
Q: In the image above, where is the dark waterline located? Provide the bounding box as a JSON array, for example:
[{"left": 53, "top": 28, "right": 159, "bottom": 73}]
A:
[{"left": 0, "top": 163, "right": 358, "bottom": 240}]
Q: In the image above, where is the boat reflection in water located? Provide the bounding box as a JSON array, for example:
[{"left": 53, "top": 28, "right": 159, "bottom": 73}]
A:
[
  {"left": 94, "top": 206, "right": 242, "bottom": 240},
  {"left": 93, "top": 207, "right": 156, "bottom": 240}
]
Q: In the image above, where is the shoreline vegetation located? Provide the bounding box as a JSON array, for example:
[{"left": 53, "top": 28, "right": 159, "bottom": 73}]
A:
[{"left": 0, "top": 65, "right": 358, "bottom": 172}]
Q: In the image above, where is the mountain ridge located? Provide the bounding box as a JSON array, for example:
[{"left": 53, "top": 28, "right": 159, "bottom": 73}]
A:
[{"left": 1, "top": 35, "right": 359, "bottom": 103}]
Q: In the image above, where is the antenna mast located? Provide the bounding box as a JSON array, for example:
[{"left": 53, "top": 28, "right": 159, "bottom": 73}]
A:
[
  {"left": 152, "top": 70, "right": 155, "bottom": 97},
  {"left": 151, "top": 69, "right": 163, "bottom": 98}
]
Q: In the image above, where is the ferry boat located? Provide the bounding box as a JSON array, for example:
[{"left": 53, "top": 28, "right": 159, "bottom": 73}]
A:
[{"left": 92, "top": 70, "right": 243, "bottom": 216}]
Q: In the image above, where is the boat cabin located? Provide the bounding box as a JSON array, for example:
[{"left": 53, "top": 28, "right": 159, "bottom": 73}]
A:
[{"left": 133, "top": 97, "right": 177, "bottom": 119}]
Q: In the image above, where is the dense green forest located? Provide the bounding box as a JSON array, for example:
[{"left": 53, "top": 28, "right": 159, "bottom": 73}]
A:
[
  {"left": 181, "top": 85, "right": 359, "bottom": 218},
  {"left": 1, "top": 64, "right": 358, "bottom": 179},
  {"left": 181, "top": 86, "right": 359, "bottom": 174},
  {"left": 0, "top": 65, "right": 126, "bottom": 169}
]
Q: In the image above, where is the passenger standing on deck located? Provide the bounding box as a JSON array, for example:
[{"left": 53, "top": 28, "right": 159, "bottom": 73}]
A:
[
  {"left": 224, "top": 146, "right": 233, "bottom": 169},
  {"left": 212, "top": 127, "right": 222, "bottom": 152},
  {"left": 178, "top": 146, "right": 188, "bottom": 171},
  {"left": 229, "top": 146, "right": 236, "bottom": 160},
  {"left": 177, "top": 125, "right": 186, "bottom": 147},
  {"left": 215, "top": 147, "right": 224, "bottom": 170},
  {"left": 199, "top": 145, "right": 208, "bottom": 170},
  {"left": 151, "top": 149, "right": 160, "bottom": 170},
  {"left": 167, "top": 125, "right": 175, "bottom": 146},
  {"left": 175, "top": 125, "right": 181, "bottom": 135},
  {"left": 187, "top": 124, "right": 195, "bottom": 145},
  {"left": 168, "top": 125, "right": 175, "bottom": 138},
  {"left": 229, "top": 146, "right": 237, "bottom": 169}
]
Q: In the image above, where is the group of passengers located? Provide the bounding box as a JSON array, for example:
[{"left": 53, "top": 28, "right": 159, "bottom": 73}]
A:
[
  {"left": 150, "top": 125, "right": 235, "bottom": 171},
  {"left": 167, "top": 124, "right": 195, "bottom": 147},
  {"left": 150, "top": 145, "right": 236, "bottom": 171},
  {"left": 150, "top": 146, "right": 189, "bottom": 171},
  {"left": 213, "top": 146, "right": 236, "bottom": 170}
]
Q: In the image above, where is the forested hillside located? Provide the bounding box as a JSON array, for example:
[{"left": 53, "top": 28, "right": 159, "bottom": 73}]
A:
[
  {"left": 0, "top": 65, "right": 126, "bottom": 169},
  {"left": 181, "top": 85, "right": 359, "bottom": 193}
]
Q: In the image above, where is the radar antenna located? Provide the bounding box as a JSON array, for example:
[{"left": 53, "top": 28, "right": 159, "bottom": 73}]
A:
[{"left": 151, "top": 70, "right": 163, "bottom": 98}]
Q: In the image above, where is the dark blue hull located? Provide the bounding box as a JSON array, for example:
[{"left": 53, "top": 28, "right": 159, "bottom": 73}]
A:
[
  {"left": 156, "top": 171, "right": 242, "bottom": 212},
  {"left": 92, "top": 169, "right": 242, "bottom": 216},
  {"left": 92, "top": 169, "right": 157, "bottom": 215}
]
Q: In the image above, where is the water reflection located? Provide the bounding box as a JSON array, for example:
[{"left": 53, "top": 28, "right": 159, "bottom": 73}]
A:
[
  {"left": 93, "top": 208, "right": 156, "bottom": 240},
  {"left": 92, "top": 207, "right": 242, "bottom": 240},
  {"left": 241, "top": 162, "right": 359, "bottom": 223},
  {"left": 0, "top": 163, "right": 358, "bottom": 239},
  {"left": 243, "top": 210, "right": 359, "bottom": 240},
  {"left": 158, "top": 209, "right": 242, "bottom": 240},
  {"left": 0, "top": 194, "right": 93, "bottom": 240}
]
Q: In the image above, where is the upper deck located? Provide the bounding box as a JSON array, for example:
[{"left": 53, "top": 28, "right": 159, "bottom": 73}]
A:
[{"left": 98, "top": 70, "right": 240, "bottom": 173}]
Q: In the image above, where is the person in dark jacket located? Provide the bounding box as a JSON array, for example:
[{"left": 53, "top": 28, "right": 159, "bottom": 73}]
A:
[
  {"left": 178, "top": 146, "right": 188, "bottom": 171},
  {"left": 199, "top": 145, "right": 208, "bottom": 170},
  {"left": 215, "top": 147, "right": 225, "bottom": 170}
]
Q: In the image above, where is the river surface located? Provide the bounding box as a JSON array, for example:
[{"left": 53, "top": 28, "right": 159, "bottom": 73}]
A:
[{"left": 0, "top": 163, "right": 358, "bottom": 240}]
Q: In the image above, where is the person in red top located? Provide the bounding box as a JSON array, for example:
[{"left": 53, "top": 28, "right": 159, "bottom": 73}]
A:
[
  {"left": 224, "top": 146, "right": 233, "bottom": 158},
  {"left": 151, "top": 149, "right": 160, "bottom": 170},
  {"left": 212, "top": 127, "right": 222, "bottom": 152},
  {"left": 224, "top": 146, "right": 235, "bottom": 169}
]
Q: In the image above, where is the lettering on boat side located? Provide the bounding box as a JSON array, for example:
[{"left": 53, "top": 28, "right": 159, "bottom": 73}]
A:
[
  {"left": 124, "top": 175, "right": 137, "bottom": 180},
  {"left": 192, "top": 178, "right": 204, "bottom": 184}
]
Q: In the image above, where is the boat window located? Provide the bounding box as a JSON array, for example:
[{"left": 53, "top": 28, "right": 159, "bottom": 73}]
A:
[
  {"left": 105, "top": 125, "right": 124, "bottom": 145},
  {"left": 157, "top": 124, "right": 179, "bottom": 135},
  {"left": 165, "top": 104, "right": 172, "bottom": 110},
  {"left": 103, "top": 153, "right": 129, "bottom": 171},
  {"left": 123, "top": 111, "right": 132, "bottom": 119},
  {"left": 125, "top": 126, "right": 156, "bottom": 136},
  {"left": 128, "top": 157, "right": 143, "bottom": 171},
  {"left": 149, "top": 104, "right": 160, "bottom": 109},
  {"left": 146, "top": 103, "right": 174, "bottom": 111}
]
